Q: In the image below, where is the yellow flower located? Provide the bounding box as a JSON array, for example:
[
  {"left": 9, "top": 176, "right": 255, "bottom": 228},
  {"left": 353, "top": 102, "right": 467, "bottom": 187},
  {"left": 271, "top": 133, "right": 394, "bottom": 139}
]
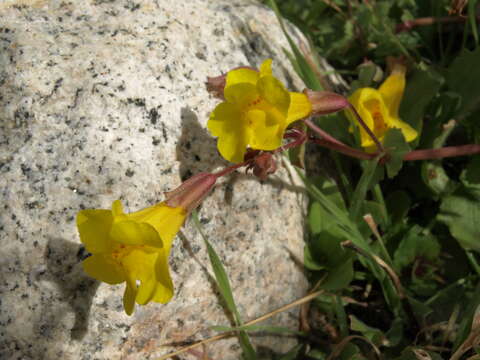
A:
[
  {"left": 207, "top": 59, "right": 312, "bottom": 163},
  {"left": 349, "top": 64, "right": 418, "bottom": 151},
  {"left": 77, "top": 200, "right": 186, "bottom": 315}
]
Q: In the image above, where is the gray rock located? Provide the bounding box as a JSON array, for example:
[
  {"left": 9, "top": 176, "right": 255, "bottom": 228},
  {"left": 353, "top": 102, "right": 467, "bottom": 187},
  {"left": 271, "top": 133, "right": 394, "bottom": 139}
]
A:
[{"left": 0, "top": 1, "right": 313, "bottom": 359}]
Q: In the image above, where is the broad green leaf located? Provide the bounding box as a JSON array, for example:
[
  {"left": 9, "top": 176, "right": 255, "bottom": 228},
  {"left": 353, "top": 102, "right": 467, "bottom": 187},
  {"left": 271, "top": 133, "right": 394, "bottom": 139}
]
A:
[
  {"left": 447, "top": 47, "right": 480, "bottom": 118},
  {"left": 350, "top": 315, "right": 387, "bottom": 346},
  {"left": 421, "top": 161, "right": 457, "bottom": 197},
  {"left": 385, "top": 190, "right": 411, "bottom": 225},
  {"left": 438, "top": 182, "right": 480, "bottom": 252},
  {"left": 191, "top": 212, "right": 256, "bottom": 360},
  {"left": 321, "top": 258, "right": 354, "bottom": 291},
  {"left": 393, "top": 226, "right": 440, "bottom": 271},
  {"left": 383, "top": 128, "right": 411, "bottom": 178},
  {"left": 465, "top": 155, "right": 480, "bottom": 184},
  {"left": 400, "top": 67, "right": 444, "bottom": 136}
]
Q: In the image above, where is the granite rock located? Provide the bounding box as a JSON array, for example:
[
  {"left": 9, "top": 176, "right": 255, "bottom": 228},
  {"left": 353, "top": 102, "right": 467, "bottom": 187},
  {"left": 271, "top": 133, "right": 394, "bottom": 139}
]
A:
[{"left": 0, "top": 1, "right": 312, "bottom": 359}]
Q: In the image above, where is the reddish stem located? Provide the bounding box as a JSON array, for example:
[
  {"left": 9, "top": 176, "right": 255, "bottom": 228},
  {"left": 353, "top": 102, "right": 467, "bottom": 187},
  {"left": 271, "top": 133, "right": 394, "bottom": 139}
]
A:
[
  {"left": 310, "top": 137, "right": 376, "bottom": 160},
  {"left": 347, "top": 104, "right": 385, "bottom": 153},
  {"left": 403, "top": 144, "right": 480, "bottom": 161},
  {"left": 213, "top": 161, "right": 250, "bottom": 178},
  {"left": 396, "top": 15, "right": 480, "bottom": 33}
]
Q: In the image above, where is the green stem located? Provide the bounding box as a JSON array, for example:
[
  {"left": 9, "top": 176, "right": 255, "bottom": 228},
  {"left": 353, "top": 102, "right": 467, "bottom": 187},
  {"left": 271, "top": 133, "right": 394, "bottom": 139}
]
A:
[{"left": 466, "top": 251, "right": 480, "bottom": 276}]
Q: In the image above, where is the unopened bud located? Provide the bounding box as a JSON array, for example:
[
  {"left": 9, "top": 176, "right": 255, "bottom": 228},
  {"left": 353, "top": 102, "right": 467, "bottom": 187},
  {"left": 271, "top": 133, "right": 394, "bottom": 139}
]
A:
[
  {"left": 304, "top": 89, "right": 349, "bottom": 116},
  {"left": 245, "top": 150, "right": 277, "bottom": 181},
  {"left": 164, "top": 172, "right": 216, "bottom": 213}
]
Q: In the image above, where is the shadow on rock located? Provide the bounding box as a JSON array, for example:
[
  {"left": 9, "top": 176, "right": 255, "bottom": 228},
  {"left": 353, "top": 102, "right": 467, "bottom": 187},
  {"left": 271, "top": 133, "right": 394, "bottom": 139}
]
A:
[
  {"left": 176, "top": 106, "right": 227, "bottom": 181},
  {"left": 43, "top": 237, "right": 100, "bottom": 340}
]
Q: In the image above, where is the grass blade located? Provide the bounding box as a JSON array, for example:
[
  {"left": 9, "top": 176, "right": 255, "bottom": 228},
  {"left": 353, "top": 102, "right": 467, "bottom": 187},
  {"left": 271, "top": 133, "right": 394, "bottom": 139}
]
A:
[
  {"left": 267, "top": 0, "right": 323, "bottom": 90},
  {"left": 349, "top": 157, "right": 380, "bottom": 222},
  {"left": 192, "top": 211, "right": 257, "bottom": 359}
]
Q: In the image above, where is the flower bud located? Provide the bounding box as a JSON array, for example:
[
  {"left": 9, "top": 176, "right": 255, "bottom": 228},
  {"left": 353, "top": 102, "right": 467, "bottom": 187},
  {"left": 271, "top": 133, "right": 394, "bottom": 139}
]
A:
[
  {"left": 245, "top": 150, "right": 277, "bottom": 180},
  {"left": 304, "top": 89, "right": 349, "bottom": 116},
  {"left": 164, "top": 172, "right": 217, "bottom": 213}
]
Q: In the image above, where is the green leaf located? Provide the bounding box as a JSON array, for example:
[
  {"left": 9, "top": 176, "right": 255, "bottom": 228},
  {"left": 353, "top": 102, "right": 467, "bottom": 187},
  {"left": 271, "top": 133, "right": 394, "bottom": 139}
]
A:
[
  {"left": 211, "top": 324, "right": 305, "bottom": 336},
  {"left": 421, "top": 161, "right": 457, "bottom": 197},
  {"left": 321, "top": 258, "right": 354, "bottom": 291},
  {"left": 468, "top": 0, "right": 479, "bottom": 45},
  {"left": 192, "top": 212, "right": 256, "bottom": 360},
  {"left": 350, "top": 157, "right": 380, "bottom": 221},
  {"left": 350, "top": 315, "right": 387, "bottom": 346},
  {"left": 383, "top": 128, "right": 411, "bottom": 178},
  {"left": 267, "top": 0, "right": 323, "bottom": 90},
  {"left": 447, "top": 47, "right": 480, "bottom": 118},
  {"left": 438, "top": 182, "right": 480, "bottom": 252},
  {"left": 465, "top": 155, "right": 480, "bottom": 184},
  {"left": 393, "top": 226, "right": 440, "bottom": 271},
  {"left": 400, "top": 67, "right": 444, "bottom": 135},
  {"left": 385, "top": 190, "right": 411, "bottom": 225},
  {"left": 278, "top": 344, "right": 305, "bottom": 360}
]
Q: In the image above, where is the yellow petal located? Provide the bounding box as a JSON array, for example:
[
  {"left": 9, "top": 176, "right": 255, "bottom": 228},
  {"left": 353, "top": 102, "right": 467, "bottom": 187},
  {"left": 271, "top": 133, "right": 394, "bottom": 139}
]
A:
[
  {"left": 152, "top": 249, "right": 174, "bottom": 303},
  {"left": 224, "top": 82, "right": 259, "bottom": 107},
  {"left": 389, "top": 116, "right": 418, "bottom": 142},
  {"left": 123, "top": 282, "right": 137, "bottom": 315},
  {"left": 246, "top": 109, "right": 281, "bottom": 150},
  {"left": 82, "top": 254, "right": 125, "bottom": 284},
  {"left": 286, "top": 92, "right": 312, "bottom": 125},
  {"left": 378, "top": 65, "right": 406, "bottom": 118},
  {"left": 348, "top": 88, "right": 386, "bottom": 148},
  {"left": 77, "top": 209, "right": 113, "bottom": 254},
  {"left": 225, "top": 68, "right": 259, "bottom": 88},
  {"left": 122, "top": 249, "right": 159, "bottom": 303},
  {"left": 207, "top": 102, "right": 241, "bottom": 137},
  {"left": 217, "top": 130, "right": 249, "bottom": 163},
  {"left": 259, "top": 59, "right": 273, "bottom": 77},
  {"left": 110, "top": 220, "right": 163, "bottom": 247},
  {"left": 257, "top": 75, "right": 290, "bottom": 115},
  {"left": 131, "top": 204, "right": 186, "bottom": 253}
]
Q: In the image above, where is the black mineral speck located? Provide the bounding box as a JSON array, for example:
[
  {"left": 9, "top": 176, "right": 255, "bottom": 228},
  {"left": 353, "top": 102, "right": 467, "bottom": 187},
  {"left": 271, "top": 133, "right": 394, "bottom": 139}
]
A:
[
  {"left": 148, "top": 108, "right": 159, "bottom": 125},
  {"left": 125, "top": 169, "right": 135, "bottom": 177}
]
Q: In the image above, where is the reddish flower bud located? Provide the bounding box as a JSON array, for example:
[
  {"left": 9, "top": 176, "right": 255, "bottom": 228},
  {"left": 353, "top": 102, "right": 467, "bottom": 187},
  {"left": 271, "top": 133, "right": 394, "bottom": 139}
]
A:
[
  {"left": 164, "top": 172, "right": 216, "bottom": 213},
  {"left": 304, "top": 89, "right": 349, "bottom": 116},
  {"left": 245, "top": 151, "right": 277, "bottom": 181}
]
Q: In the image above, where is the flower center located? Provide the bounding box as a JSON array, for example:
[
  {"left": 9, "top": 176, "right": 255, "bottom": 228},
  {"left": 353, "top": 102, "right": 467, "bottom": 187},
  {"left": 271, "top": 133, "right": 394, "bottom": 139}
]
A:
[{"left": 365, "top": 99, "right": 388, "bottom": 137}]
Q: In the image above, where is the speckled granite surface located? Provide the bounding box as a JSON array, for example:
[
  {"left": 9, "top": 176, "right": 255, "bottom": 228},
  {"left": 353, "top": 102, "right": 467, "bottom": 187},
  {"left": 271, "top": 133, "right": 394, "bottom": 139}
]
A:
[{"left": 0, "top": 1, "right": 310, "bottom": 359}]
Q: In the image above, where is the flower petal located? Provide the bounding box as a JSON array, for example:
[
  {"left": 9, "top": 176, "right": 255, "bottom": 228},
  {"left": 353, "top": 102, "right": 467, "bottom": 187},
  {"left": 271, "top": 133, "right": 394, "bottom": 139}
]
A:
[
  {"left": 389, "top": 116, "right": 418, "bottom": 142},
  {"left": 131, "top": 204, "right": 186, "bottom": 253},
  {"left": 379, "top": 65, "right": 406, "bottom": 118},
  {"left": 152, "top": 249, "right": 174, "bottom": 303},
  {"left": 77, "top": 209, "right": 113, "bottom": 254},
  {"left": 247, "top": 109, "right": 281, "bottom": 150},
  {"left": 82, "top": 254, "right": 125, "bottom": 284},
  {"left": 225, "top": 68, "right": 259, "bottom": 88},
  {"left": 110, "top": 220, "right": 162, "bottom": 247},
  {"left": 224, "top": 82, "right": 259, "bottom": 107},
  {"left": 257, "top": 75, "right": 290, "bottom": 115},
  {"left": 208, "top": 102, "right": 241, "bottom": 137},
  {"left": 122, "top": 249, "right": 159, "bottom": 304},
  {"left": 123, "top": 281, "right": 137, "bottom": 315},
  {"left": 286, "top": 92, "right": 312, "bottom": 125},
  {"left": 217, "top": 129, "right": 249, "bottom": 163},
  {"left": 259, "top": 59, "right": 273, "bottom": 77}
]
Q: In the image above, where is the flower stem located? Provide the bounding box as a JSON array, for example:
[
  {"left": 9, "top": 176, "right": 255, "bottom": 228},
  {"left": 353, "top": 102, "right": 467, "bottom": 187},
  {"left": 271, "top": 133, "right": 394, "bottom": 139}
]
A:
[
  {"left": 310, "top": 137, "right": 376, "bottom": 160},
  {"left": 213, "top": 161, "right": 250, "bottom": 178},
  {"left": 403, "top": 144, "right": 480, "bottom": 161},
  {"left": 347, "top": 103, "right": 385, "bottom": 153}
]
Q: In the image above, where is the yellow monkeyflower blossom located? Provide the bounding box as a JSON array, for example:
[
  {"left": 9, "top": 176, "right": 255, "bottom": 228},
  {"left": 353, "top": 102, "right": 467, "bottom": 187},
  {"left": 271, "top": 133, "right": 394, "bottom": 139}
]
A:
[
  {"left": 208, "top": 59, "right": 312, "bottom": 163},
  {"left": 77, "top": 173, "right": 216, "bottom": 315},
  {"left": 349, "top": 64, "right": 418, "bottom": 151},
  {"left": 77, "top": 200, "right": 186, "bottom": 315}
]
